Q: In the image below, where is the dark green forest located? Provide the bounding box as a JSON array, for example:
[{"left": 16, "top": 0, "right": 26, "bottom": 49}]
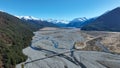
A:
[{"left": 0, "top": 11, "right": 42, "bottom": 68}]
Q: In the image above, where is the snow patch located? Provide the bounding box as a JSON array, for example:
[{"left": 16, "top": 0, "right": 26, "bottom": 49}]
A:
[{"left": 16, "top": 16, "right": 40, "bottom": 20}]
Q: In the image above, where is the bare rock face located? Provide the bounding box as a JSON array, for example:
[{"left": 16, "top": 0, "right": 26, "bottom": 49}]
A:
[{"left": 16, "top": 27, "right": 120, "bottom": 68}]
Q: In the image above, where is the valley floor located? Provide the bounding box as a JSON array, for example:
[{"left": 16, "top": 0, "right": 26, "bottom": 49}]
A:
[{"left": 16, "top": 27, "right": 120, "bottom": 68}]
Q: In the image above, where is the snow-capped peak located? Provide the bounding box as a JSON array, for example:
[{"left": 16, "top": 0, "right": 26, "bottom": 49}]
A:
[
  {"left": 71, "top": 17, "right": 87, "bottom": 22},
  {"left": 16, "top": 16, "right": 40, "bottom": 20},
  {"left": 59, "top": 20, "right": 69, "bottom": 24},
  {"left": 74, "top": 17, "right": 87, "bottom": 21},
  {"left": 16, "top": 16, "right": 69, "bottom": 24},
  {"left": 45, "top": 19, "right": 69, "bottom": 24},
  {"left": 78, "top": 17, "right": 87, "bottom": 21}
]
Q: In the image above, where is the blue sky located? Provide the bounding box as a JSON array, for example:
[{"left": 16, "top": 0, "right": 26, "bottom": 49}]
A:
[{"left": 0, "top": 0, "right": 120, "bottom": 20}]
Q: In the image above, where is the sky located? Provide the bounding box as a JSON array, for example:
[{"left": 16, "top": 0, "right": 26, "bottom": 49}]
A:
[{"left": 0, "top": 0, "right": 120, "bottom": 20}]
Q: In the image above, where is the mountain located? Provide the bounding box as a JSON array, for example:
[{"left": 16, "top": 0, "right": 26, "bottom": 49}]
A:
[
  {"left": 42, "top": 19, "right": 68, "bottom": 27},
  {"left": 44, "top": 19, "right": 68, "bottom": 27},
  {"left": 0, "top": 12, "right": 42, "bottom": 68},
  {"left": 79, "top": 17, "right": 97, "bottom": 28},
  {"left": 18, "top": 16, "right": 67, "bottom": 27},
  {"left": 18, "top": 16, "right": 94, "bottom": 28},
  {"left": 17, "top": 16, "right": 39, "bottom": 20},
  {"left": 44, "top": 19, "right": 69, "bottom": 24},
  {"left": 67, "top": 17, "right": 87, "bottom": 27},
  {"left": 17, "top": 16, "right": 58, "bottom": 28},
  {"left": 81, "top": 7, "right": 120, "bottom": 32}
]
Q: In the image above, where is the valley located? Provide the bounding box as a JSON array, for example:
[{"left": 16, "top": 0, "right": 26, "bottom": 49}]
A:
[
  {"left": 0, "top": 4, "right": 120, "bottom": 68},
  {"left": 16, "top": 27, "right": 120, "bottom": 68}
]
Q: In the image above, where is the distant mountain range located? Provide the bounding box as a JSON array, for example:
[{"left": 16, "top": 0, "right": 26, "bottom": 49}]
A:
[
  {"left": 17, "top": 16, "right": 69, "bottom": 27},
  {"left": 81, "top": 7, "right": 120, "bottom": 32},
  {"left": 17, "top": 16, "right": 69, "bottom": 24},
  {"left": 19, "top": 16, "right": 58, "bottom": 28},
  {"left": 16, "top": 7, "right": 120, "bottom": 32},
  {"left": 17, "top": 16, "right": 89, "bottom": 27}
]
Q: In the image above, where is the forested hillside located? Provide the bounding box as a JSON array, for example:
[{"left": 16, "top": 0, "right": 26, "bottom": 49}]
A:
[{"left": 0, "top": 11, "right": 41, "bottom": 68}]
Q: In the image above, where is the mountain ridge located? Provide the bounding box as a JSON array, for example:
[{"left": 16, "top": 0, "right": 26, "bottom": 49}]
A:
[{"left": 81, "top": 7, "right": 120, "bottom": 32}]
